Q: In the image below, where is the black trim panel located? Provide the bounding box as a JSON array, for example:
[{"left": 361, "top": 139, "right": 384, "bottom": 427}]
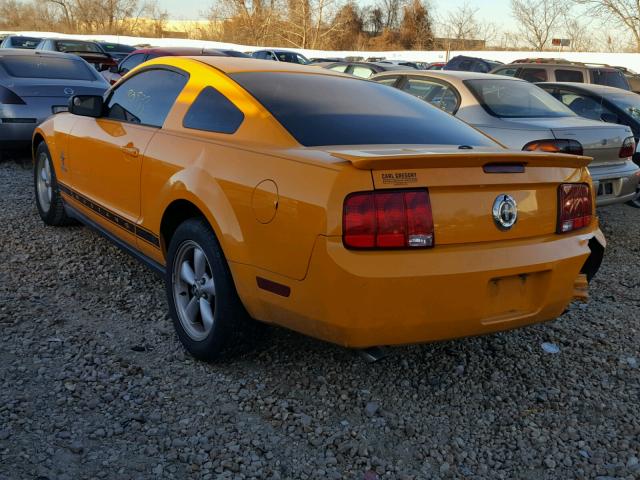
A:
[
  {"left": 58, "top": 182, "right": 160, "bottom": 248},
  {"left": 64, "top": 202, "right": 165, "bottom": 277}
]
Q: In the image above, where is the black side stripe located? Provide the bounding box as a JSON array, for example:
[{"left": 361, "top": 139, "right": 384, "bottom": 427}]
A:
[{"left": 58, "top": 182, "right": 161, "bottom": 249}]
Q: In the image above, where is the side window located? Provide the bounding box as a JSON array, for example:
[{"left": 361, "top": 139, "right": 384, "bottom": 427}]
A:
[
  {"left": 351, "top": 66, "right": 374, "bottom": 78},
  {"left": 402, "top": 77, "right": 459, "bottom": 114},
  {"left": 458, "top": 60, "right": 472, "bottom": 70},
  {"left": 555, "top": 69, "right": 584, "bottom": 82},
  {"left": 493, "top": 67, "right": 518, "bottom": 77},
  {"left": 556, "top": 90, "right": 605, "bottom": 121},
  {"left": 183, "top": 86, "right": 244, "bottom": 134},
  {"left": 375, "top": 76, "right": 400, "bottom": 86},
  {"left": 105, "top": 69, "right": 188, "bottom": 127},
  {"left": 329, "top": 64, "right": 348, "bottom": 73},
  {"left": 119, "top": 54, "right": 146, "bottom": 75},
  {"left": 472, "top": 61, "right": 490, "bottom": 73},
  {"left": 520, "top": 68, "right": 548, "bottom": 82}
]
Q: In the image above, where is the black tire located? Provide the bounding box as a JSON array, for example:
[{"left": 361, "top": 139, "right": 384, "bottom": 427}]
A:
[
  {"left": 165, "top": 218, "right": 258, "bottom": 361},
  {"left": 626, "top": 190, "right": 640, "bottom": 208},
  {"left": 34, "top": 142, "right": 74, "bottom": 226}
]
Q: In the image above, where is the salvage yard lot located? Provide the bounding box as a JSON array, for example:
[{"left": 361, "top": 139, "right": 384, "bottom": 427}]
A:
[{"left": 0, "top": 159, "right": 639, "bottom": 479}]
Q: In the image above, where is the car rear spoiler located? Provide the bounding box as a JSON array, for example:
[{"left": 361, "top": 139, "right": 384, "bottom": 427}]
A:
[{"left": 329, "top": 149, "right": 592, "bottom": 170}]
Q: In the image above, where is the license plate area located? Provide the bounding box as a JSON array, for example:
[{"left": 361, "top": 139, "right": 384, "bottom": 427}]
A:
[{"left": 483, "top": 271, "right": 550, "bottom": 324}]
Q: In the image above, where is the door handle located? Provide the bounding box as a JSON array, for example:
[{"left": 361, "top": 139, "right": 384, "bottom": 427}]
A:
[{"left": 121, "top": 144, "right": 139, "bottom": 157}]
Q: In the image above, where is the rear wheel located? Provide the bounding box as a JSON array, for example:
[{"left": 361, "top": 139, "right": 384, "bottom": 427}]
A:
[
  {"left": 165, "top": 218, "right": 257, "bottom": 361},
  {"left": 34, "top": 142, "right": 74, "bottom": 226}
]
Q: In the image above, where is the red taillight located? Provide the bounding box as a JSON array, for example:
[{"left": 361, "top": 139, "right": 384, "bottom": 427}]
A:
[
  {"left": 523, "top": 139, "right": 583, "bottom": 156},
  {"left": 343, "top": 189, "right": 434, "bottom": 249},
  {"left": 619, "top": 136, "right": 635, "bottom": 158},
  {"left": 557, "top": 183, "right": 592, "bottom": 234}
]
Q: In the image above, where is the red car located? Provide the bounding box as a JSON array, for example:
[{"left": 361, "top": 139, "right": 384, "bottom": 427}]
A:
[{"left": 102, "top": 47, "right": 250, "bottom": 84}]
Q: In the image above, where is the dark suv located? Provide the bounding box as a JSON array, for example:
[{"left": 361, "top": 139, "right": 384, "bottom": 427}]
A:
[
  {"left": 443, "top": 55, "right": 503, "bottom": 73},
  {"left": 491, "top": 58, "right": 631, "bottom": 90}
]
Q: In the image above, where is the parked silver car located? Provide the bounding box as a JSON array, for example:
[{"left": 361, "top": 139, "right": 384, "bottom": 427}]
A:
[
  {"left": 0, "top": 49, "right": 108, "bottom": 148},
  {"left": 372, "top": 70, "right": 640, "bottom": 206}
]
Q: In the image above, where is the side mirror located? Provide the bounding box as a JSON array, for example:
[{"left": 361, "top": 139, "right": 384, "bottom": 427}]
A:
[
  {"left": 601, "top": 112, "right": 619, "bottom": 123},
  {"left": 68, "top": 95, "right": 103, "bottom": 118}
]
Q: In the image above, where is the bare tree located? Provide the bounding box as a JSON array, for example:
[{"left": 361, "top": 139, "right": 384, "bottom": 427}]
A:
[
  {"left": 444, "top": 2, "right": 479, "bottom": 45},
  {"left": 280, "top": 0, "right": 343, "bottom": 48},
  {"left": 511, "top": 0, "right": 566, "bottom": 50},
  {"left": 399, "top": 0, "right": 433, "bottom": 49},
  {"left": 329, "top": 2, "right": 364, "bottom": 49},
  {"left": 205, "top": 0, "right": 280, "bottom": 45},
  {"left": 574, "top": 0, "right": 640, "bottom": 52},
  {"left": 562, "top": 15, "right": 595, "bottom": 51},
  {"left": 379, "top": 0, "right": 405, "bottom": 30}
]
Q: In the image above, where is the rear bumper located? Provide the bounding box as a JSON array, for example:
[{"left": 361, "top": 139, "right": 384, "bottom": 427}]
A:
[
  {"left": 0, "top": 104, "right": 55, "bottom": 143},
  {"left": 589, "top": 160, "right": 640, "bottom": 206},
  {"left": 234, "top": 227, "right": 606, "bottom": 348},
  {"left": 0, "top": 121, "right": 39, "bottom": 143}
]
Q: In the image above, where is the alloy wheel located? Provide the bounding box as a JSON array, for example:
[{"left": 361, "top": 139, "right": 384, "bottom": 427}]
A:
[
  {"left": 36, "top": 152, "right": 52, "bottom": 213},
  {"left": 172, "top": 240, "right": 216, "bottom": 341}
]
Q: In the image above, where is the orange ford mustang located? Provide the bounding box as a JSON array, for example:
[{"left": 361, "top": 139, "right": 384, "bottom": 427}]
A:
[{"left": 32, "top": 57, "right": 606, "bottom": 360}]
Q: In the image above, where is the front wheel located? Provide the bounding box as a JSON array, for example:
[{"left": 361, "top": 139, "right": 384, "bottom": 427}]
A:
[
  {"left": 34, "top": 142, "right": 74, "bottom": 226},
  {"left": 165, "top": 218, "right": 257, "bottom": 361}
]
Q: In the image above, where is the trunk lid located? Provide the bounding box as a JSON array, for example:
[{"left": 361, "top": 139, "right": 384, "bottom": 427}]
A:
[
  {"left": 330, "top": 146, "right": 590, "bottom": 245},
  {"left": 549, "top": 120, "right": 632, "bottom": 167},
  {"left": 10, "top": 83, "right": 106, "bottom": 98}
]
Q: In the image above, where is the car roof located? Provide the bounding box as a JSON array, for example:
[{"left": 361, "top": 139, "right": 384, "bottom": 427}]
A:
[
  {"left": 4, "top": 34, "right": 41, "bottom": 39},
  {"left": 374, "top": 69, "right": 527, "bottom": 82},
  {"left": 537, "top": 82, "right": 635, "bottom": 95},
  {"left": 46, "top": 38, "right": 97, "bottom": 44},
  {"left": 508, "top": 61, "right": 619, "bottom": 71},
  {"left": 0, "top": 48, "right": 83, "bottom": 60},
  {"left": 155, "top": 56, "right": 341, "bottom": 76},
  {"left": 132, "top": 46, "right": 208, "bottom": 55}
]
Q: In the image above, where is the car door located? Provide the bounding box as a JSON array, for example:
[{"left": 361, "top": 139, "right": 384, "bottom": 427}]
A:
[{"left": 65, "top": 67, "right": 189, "bottom": 246}]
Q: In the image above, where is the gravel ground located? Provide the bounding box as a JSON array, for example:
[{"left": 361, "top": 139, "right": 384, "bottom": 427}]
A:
[{"left": 0, "top": 158, "right": 639, "bottom": 480}]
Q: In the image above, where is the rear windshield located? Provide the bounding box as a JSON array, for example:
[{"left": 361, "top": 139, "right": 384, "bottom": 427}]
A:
[
  {"left": 590, "top": 69, "right": 630, "bottom": 90},
  {"left": 8, "top": 36, "right": 41, "bottom": 49},
  {"left": 55, "top": 40, "right": 102, "bottom": 53},
  {"left": 230, "top": 72, "right": 496, "bottom": 147},
  {"left": 465, "top": 78, "right": 575, "bottom": 118},
  {"left": 0, "top": 56, "right": 96, "bottom": 81},
  {"left": 99, "top": 43, "right": 135, "bottom": 53}
]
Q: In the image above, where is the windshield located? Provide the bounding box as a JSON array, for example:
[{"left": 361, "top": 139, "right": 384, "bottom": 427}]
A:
[
  {"left": 55, "top": 40, "right": 103, "bottom": 53},
  {"left": 99, "top": 43, "right": 135, "bottom": 53},
  {"left": 590, "top": 69, "right": 630, "bottom": 90},
  {"left": 0, "top": 56, "right": 96, "bottom": 81},
  {"left": 465, "top": 78, "right": 575, "bottom": 118},
  {"left": 230, "top": 72, "right": 497, "bottom": 147},
  {"left": 608, "top": 93, "right": 640, "bottom": 121},
  {"left": 276, "top": 52, "right": 310, "bottom": 64}
]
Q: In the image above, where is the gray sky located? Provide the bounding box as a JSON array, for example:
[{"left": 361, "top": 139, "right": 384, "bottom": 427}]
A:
[{"left": 157, "top": 0, "right": 514, "bottom": 27}]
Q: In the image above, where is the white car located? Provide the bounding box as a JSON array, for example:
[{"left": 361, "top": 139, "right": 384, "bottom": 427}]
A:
[{"left": 372, "top": 70, "right": 640, "bottom": 206}]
